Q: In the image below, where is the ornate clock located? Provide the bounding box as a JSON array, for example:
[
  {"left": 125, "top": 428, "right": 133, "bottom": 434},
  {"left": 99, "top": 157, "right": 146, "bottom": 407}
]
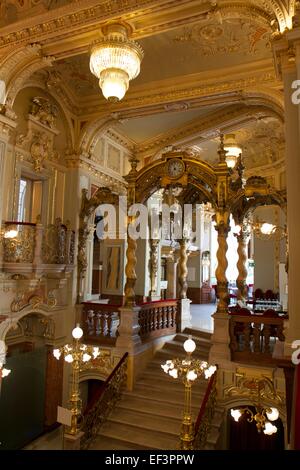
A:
[{"left": 167, "top": 158, "right": 185, "bottom": 179}]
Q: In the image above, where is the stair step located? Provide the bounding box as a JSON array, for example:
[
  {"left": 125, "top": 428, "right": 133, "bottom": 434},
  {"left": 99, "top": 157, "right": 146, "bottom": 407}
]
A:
[
  {"left": 96, "top": 422, "right": 178, "bottom": 450},
  {"left": 155, "top": 348, "right": 209, "bottom": 361},
  {"left": 138, "top": 367, "right": 208, "bottom": 387},
  {"left": 90, "top": 436, "right": 146, "bottom": 451},
  {"left": 117, "top": 395, "right": 200, "bottom": 419},
  {"left": 107, "top": 408, "right": 181, "bottom": 437},
  {"left": 184, "top": 327, "right": 212, "bottom": 340},
  {"left": 173, "top": 333, "right": 211, "bottom": 346},
  {"left": 130, "top": 383, "right": 205, "bottom": 402}
]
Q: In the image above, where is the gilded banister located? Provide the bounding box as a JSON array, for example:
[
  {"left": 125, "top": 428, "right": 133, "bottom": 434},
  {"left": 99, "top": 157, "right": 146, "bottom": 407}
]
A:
[
  {"left": 2, "top": 221, "right": 36, "bottom": 263},
  {"left": 80, "top": 352, "right": 128, "bottom": 450},
  {"left": 193, "top": 372, "right": 217, "bottom": 450},
  {"left": 1, "top": 219, "right": 75, "bottom": 271}
]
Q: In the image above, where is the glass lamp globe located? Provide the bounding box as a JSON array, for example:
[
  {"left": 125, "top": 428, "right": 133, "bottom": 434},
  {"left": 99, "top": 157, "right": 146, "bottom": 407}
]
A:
[
  {"left": 266, "top": 407, "right": 279, "bottom": 422},
  {"left": 72, "top": 325, "right": 83, "bottom": 340},
  {"left": 183, "top": 337, "right": 196, "bottom": 354},
  {"left": 4, "top": 229, "right": 18, "bottom": 239},
  {"left": 224, "top": 133, "right": 242, "bottom": 169},
  {"left": 260, "top": 223, "right": 275, "bottom": 235},
  {"left": 263, "top": 421, "right": 277, "bottom": 435}
]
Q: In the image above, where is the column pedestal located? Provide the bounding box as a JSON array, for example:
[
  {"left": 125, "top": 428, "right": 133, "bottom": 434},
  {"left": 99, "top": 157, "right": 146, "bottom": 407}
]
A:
[
  {"left": 178, "top": 298, "right": 192, "bottom": 332},
  {"left": 63, "top": 431, "right": 84, "bottom": 450},
  {"left": 209, "top": 311, "right": 231, "bottom": 365}
]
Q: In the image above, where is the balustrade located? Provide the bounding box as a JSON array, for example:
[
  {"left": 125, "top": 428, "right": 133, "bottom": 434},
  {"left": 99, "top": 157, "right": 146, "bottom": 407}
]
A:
[
  {"left": 82, "top": 302, "right": 120, "bottom": 345},
  {"left": 229, "top": 312, "right": 286, "bottom": 364},
  {"left": 138, "top": 299, "right": 178, "bottom": 340},
  {"left": 1, "top": 219, "right": 75, "bottom": 274},
  {"left": 81, "top": 299, "right": 178, "bottom": 345},
  {"left": 2, "top": 222, "right": 36, "bottom": 263}
]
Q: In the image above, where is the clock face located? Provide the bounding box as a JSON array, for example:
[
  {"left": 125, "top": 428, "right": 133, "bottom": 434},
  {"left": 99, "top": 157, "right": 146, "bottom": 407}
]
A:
[{"left": 167, "top": 159, "right": 185, "bottom": 179}]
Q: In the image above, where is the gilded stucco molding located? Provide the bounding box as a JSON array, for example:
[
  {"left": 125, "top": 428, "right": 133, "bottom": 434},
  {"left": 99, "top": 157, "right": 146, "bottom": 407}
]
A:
[
  {"left": 0, "top": 44, "right": 55, "bottom": 111},
  {"left": 137, "top": 102, "right": 283, "bottom": 159},
  {"left": 0, "top": 1, "right": 291, "bottom": 54},
  {"left": 79, "top": 116, "right": 121, "bottom": 156},
  {"left": 72, "top": 65, "right": 280, "bottom": 119}
]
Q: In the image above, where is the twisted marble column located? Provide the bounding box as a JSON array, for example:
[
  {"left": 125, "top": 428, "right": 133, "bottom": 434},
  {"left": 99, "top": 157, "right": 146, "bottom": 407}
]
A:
[
  {"left": 149, "top": 239, "right": 159, "bottom": 297},
  {"left": 215, "top": 222, "right": 230, "bottom": 313},
  {"left": 124, "top": 217, "right": 137, "bottom": 307},
  {"left": 178, "top": 238, "right": 188, "bottom": 299},
  {"left": 236, "top": 226, "right": 250, "bottom": 302}
]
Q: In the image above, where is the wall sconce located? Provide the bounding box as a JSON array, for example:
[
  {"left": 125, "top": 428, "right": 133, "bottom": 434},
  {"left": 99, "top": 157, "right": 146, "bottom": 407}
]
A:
[
  {"left": 226, "top": 375, "right": 282, "bottom": 436},
  {"left": 251, "top": 219, "right": 287, "bottom": 241}
]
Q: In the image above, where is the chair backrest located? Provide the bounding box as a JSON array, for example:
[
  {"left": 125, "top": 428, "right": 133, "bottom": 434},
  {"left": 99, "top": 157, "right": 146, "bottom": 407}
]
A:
[
  {"left": 254, "top": 288, "right": 264, "bottom": 299},
  {"left": 265, "top": 289, "right": 275, "bottom": 300},
  {"left": 229, "top": 306, "right": 251, "bottom": 316}
]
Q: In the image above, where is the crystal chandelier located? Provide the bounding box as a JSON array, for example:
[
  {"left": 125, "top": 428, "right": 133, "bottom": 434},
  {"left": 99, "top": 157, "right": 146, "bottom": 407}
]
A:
[
  {"left": 224, "top": 134, "right": 242, "bottom": 169},
  {"left": 90, "top": 23, "right": 144, "bottom": 102}
]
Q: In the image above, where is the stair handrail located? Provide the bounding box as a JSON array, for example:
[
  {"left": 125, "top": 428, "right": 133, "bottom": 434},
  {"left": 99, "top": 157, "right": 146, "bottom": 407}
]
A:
[
  {"left": 80, "top": 352, "right": 128, "bottom": 449},
  {"left": 193, "top": 370, "right": 217, "bottom": 449}
]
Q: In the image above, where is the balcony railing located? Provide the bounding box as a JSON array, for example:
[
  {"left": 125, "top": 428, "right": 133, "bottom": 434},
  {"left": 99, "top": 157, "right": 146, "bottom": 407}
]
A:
[
  {"left": 1, "top": 219, "right": 75, "bottom": 273},
  {"left": 229, "top": 312, "right": 286, "bottom": 364},
  {"left": 82, "top": 299, "right": 178, "bottom": 345}
]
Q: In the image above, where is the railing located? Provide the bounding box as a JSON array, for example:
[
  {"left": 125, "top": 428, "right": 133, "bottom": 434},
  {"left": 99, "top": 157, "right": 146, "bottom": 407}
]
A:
[
  {"left": 193, "top": 372, "right": 217, "bottom": 450},
  {"left": 82, "top": 302, "right": 121, "bottom": 345},
  {"left": 80, "top": 352, "right": 128, "bottom": 450},
  {"left": 1, "top": 219, "right": 75, "bottom": 269},
  {"left": 2, "top": 222, "right": 36, "bottom": 263},
  {"left": 229, "top": 313, "right": 286, "bottom": 364},
  {"left": 138, "top": 299, "right": 178, "bottom": 341},
  {"left": 82, "top": 299, "right": 178, "bottom": 345}
]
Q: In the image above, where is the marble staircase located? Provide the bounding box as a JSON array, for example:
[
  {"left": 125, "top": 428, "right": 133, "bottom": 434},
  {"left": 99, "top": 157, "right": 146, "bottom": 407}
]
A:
[{"left": 91, "top": 328, "right": 224, "bottom": 450}]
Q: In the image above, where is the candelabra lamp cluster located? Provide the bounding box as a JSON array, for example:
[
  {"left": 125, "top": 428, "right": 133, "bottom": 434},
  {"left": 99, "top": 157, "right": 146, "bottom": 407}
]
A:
[
  {"left": 0, "top": 340, "right": 11, "bottom": 379},
  {"left": 227, "top": 375, "right": 282, "bottom": 436},
  {"left": 161, "top": 337, "right": 216, "bottom": 450},
  {"left": 231, "top": 405, "right": 279, "bottom": 435},
  {"left": 53, "top": 324, "right": 100, "bottom": 435}
]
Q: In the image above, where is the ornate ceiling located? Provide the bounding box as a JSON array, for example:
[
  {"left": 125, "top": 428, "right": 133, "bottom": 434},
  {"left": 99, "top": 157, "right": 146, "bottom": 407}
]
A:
[{"left": 0, "top": 0, "right": 293, "bottom": 178}]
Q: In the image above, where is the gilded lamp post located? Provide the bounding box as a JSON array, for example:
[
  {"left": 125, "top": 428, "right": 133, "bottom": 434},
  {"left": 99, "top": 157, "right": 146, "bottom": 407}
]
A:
[
  {"left": 53, "top": 324, "right": 100, "bottom": 435},
  {"left": 161, "top": 337, "right": 216, "bottom": 450}
]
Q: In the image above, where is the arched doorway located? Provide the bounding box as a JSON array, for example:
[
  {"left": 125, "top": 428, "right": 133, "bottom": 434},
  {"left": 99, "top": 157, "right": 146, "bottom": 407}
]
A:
[{"left": 0, "top": 313, "right": 62, "bottom": 449}]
